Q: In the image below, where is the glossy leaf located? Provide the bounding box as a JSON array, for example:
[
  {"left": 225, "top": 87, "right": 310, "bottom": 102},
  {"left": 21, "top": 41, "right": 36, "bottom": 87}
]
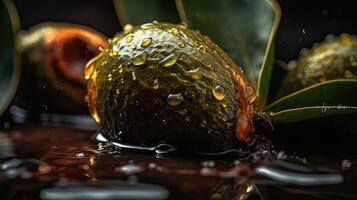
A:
[
  {"left": 0, "top": 0, "right": 20, "bottom": 116},
  {"left": 265, "top": 59, "right": 288, "bottom": 106},
  {"left": 265, "top": 79, "right": 357, "bottom": 112},
  {"left": 113, "top": 0, "right": 180, "bottom": 27},
  {"left": 256, "top": 42, "right": 276, "bottom": 108},
  {"left": 271, "top": 106, "right": 357, "bottom": 124},
  {"left": 176, "top": 0, "right": 280, "bottom": 87}
]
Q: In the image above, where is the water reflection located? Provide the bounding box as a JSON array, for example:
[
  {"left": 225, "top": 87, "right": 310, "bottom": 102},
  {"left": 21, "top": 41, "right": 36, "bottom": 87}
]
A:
[
  {"left": 0, "top": 124, "right": 356, "bottom": 200},
  {"left": 40, "top": 180, "right": 169, "bottom": 200}
]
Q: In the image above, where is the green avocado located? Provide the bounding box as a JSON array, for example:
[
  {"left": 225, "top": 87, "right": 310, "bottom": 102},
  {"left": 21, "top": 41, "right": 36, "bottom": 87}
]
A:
[
  {"left": 86, "top": 22, "right": 257, "bottom": 152},
  {"left": 278, "top": 34, "right": 357, "bottom": 98}
]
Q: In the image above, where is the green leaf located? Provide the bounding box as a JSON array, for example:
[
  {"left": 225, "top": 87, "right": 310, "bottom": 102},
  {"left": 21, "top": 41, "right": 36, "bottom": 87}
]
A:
[
  {"left": 264, "top": 59, "right": 288, "bottom": 106},
  {"left": 176, "top": 0, "right": 281, "bottom": 87},
  {"left": 113, "top": 0, "right": 181, "bottom": 27},
  {"left": 0, "top": 0, "right": 20, "bottom": 116},
  {"left": 265, "top": 79, "right": 357, "bottom": 112},
  {"left": 271, "top": 106, "right": 357, "bottom": 124},
  {"left": 256, "top": 42, "right": 275, "bottom": 108}
]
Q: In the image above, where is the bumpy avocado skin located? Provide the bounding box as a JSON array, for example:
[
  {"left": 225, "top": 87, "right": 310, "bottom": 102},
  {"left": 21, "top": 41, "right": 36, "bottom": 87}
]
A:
[
  {"left": 278, "top": 34, "right": 357, "bottom": 97},
  {"left": 87, "top": 22, "right": 248, "bottom": 152}
]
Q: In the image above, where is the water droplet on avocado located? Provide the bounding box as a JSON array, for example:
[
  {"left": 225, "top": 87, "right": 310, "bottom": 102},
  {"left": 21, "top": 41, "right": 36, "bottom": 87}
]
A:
[
  {"left": 141, "top": 38, "right": 152, "bottom": 47},
  {"left": 169, "top": 28, "right": 179, "bottom": 35},
  {"left": 212, "top": 85, "right": 226, "bottom": 100},
  {"left": 132, "top": 71, "right": 137, "bottom": 80},
  {"left": 126, "top": 34, "right": 134, "bottom": 43},
  {"left": 186, "top": 68, "right": 201, "bottom": 80},
  {"left": 178, "top": 41, "right": 185, "bottom": 48},
  {"left": 118, "top": 65, "right": 123, "bottom": 73},
  {"left": 124, "top": 24, "right": 134, "bottom": 33},
  {"left": 107, "top": 73, "right": 112, "bottom": 81},
  {"left": 132, "top": 52, "right": 147, "bottom": 66},
  {"left": 141, "top": 23, "right": 154, "bottom": 29},
  {"left": 198, "top": 45, "right": 207, "bottom": 54},
  {"left": 153, "top": 79, "right": 159, "bottom": 89},
  {"left": 111, "top": 45, "right": 119, "bottom": 56},
  {"left": 161, "top": 54, "right": 178, "bottom": 67},
  {"left": 222, "top": 102, "right": 228, "bottom": 108},
  {"left": 167, "top": 93, "right": 184, "bottom": 106}
]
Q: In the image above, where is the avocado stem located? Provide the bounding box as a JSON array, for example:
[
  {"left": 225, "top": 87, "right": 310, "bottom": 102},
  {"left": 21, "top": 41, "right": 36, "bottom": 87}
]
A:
[{"left": 228, "top": 67, "right": 258, "bottom": 142}]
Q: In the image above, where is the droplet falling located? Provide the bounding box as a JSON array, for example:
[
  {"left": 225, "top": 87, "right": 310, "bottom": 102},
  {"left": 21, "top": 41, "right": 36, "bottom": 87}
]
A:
[
  {"left": 161, "top": 54, "right": 178, "bottom": 67},
  {"left": 126, "top": 34, "right": 134, "bottom": 43},
  {"left": 212, "top": 85, "right": 226, "bottom": 100},
  {"left": 141, "top": 38, "right": 152, "bottom": 47},
  {"left": 167, "top": 93, "right": 184, "bottom": 106},
  {"left": 132, "top": 52, "right": 147, "bottom": 66},
  {"left": 153, "top": 79, "right": 159, "bottom": 89}
]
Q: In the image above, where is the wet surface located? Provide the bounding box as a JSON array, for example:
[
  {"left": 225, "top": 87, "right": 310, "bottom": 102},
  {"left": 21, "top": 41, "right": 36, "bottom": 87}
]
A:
[{"left": 0, "top": 124, "right": 357, "bottom": 200}]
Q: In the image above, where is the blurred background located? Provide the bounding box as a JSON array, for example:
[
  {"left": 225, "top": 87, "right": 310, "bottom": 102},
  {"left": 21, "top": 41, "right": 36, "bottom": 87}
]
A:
[{"left": 13, "top": 0, "right": 357, "bottom": 62}]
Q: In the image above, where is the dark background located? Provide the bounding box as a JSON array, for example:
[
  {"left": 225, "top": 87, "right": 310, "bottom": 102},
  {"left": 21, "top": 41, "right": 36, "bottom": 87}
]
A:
[
  {"left": 9, "top": 0, "right": 357, "bottom": 153},
  {"left": 13, "top": 0, "right": 357, "bottom": 63}
]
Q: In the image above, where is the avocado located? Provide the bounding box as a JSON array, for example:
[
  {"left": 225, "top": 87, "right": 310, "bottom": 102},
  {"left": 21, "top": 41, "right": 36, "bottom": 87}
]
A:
[
  {"left": 86, "top": 22, "right": 257, "bottom": 152},
  {"left": 278, "top": 34, "right": 357, "bottom": 97}
]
